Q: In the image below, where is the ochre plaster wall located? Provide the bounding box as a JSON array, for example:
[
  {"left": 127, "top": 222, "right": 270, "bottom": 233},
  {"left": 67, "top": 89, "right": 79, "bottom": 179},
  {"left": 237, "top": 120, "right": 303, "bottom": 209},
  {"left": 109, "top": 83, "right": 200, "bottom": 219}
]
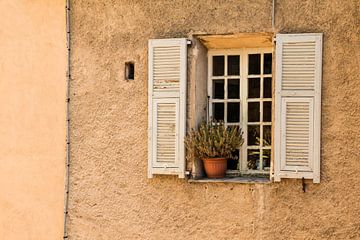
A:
[
  {"left": 0, "top": 1, "right": 66, "bottom": 239},
  {"left": 69, "top": 0, "right": 360, "bottom": 239}
]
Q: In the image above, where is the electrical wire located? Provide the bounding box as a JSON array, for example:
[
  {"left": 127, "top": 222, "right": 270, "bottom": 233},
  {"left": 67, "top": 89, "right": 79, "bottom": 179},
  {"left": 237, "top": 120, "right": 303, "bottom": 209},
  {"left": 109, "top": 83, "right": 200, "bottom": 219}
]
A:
[
  {"left": 63, "top": 0, "right": 71, "bottom": 238},
  {"left": 272, "top": 0, "right": 276, "bottom": 31}
]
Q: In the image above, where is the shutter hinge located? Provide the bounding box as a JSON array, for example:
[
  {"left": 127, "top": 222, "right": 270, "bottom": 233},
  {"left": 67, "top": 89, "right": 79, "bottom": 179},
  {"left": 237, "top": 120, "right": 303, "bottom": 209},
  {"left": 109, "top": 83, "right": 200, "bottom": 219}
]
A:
[
  {"left": 186, "top": 39, "right": 192, "bottom": 46},
  {"left": 273, "top": 37, "right": 277, "bottom": 44}
]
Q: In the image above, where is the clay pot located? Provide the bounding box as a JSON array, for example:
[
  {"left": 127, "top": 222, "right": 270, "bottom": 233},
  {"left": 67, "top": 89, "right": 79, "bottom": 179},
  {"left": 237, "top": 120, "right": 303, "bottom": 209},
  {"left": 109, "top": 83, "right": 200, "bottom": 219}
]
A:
[{"left": 202, "top": 158, "right": 227, "bottom": 178}]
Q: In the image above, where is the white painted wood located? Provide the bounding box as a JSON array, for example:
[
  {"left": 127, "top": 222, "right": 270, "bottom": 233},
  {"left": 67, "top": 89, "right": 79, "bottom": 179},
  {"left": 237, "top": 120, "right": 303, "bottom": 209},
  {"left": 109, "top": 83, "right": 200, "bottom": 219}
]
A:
[
  {"left": 280, "top": 98, "right": 314, "bottom": 172},
  {"left": 148, "top": 38, "right": 187, "bottom": 178},
  {"left": 207, "top": 48, "right": 273, "bottom": 175},
  {"left": 152, "top": 98, "right": 179, "bottom": 168},
  {"left": 274, "top": 33, "right": 322, "bottom": 183}
]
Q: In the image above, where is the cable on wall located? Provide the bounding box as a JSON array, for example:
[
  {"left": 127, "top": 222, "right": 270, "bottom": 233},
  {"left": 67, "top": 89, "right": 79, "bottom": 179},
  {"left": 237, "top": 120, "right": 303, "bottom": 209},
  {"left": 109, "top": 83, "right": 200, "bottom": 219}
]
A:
[
  {"left": 272, "top": 0, "right": 276, "bottom": 30},
  {"left": 63, "top": 0, "right": 71, "bottom": 238}
]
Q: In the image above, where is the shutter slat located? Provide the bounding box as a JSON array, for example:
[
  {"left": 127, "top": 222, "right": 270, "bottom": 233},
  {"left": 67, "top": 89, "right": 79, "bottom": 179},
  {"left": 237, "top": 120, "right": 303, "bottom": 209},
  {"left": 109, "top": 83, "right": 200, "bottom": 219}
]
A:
[
  {"left": 156, "top": 102, "right": 177, "bottom": 164},
  {"left": 281, "top": 40, "right": 317, "bottom": 91},
  {"left": 284, "top": 99, "right": 312, "bottom": 170},
  {"left": 153, "top": 45, "right": 182, "bottom": 93}
]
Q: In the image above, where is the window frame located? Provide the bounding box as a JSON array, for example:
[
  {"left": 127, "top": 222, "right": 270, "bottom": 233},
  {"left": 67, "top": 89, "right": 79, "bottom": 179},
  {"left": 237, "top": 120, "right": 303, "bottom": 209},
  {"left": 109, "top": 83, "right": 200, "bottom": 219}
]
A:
[{"left": 207, "top": 47, "right": 273, "bottom": 175}]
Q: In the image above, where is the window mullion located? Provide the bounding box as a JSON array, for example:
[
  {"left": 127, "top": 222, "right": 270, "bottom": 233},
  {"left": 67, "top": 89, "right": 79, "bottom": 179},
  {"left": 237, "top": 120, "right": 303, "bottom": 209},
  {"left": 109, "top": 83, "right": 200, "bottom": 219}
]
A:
[
  {"left": 241, "top": 49, "right": 248, "bottom": 172},
  {"left": 259, "top": 52, "right": 264, "bottom": 170},
  {"left": 208, "top": 53, "right": 213, "bottom": 123},
  {"left": 224, "top": 55, "right": 228, "bottom": 126}
]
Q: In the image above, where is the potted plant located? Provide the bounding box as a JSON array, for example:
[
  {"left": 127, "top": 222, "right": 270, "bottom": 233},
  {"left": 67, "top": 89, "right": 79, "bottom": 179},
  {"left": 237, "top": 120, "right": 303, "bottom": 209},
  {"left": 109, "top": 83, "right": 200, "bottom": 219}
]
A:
[{"left": 185, "top": 120, "right": 243, "bottom": 178}]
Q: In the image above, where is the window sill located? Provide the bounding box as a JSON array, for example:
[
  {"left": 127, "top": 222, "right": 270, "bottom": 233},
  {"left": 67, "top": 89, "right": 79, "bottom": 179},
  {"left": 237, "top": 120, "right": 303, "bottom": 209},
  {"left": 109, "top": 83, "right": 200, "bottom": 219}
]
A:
[{"left": 188, "top": 176, "right": 271, "bottom": 184}]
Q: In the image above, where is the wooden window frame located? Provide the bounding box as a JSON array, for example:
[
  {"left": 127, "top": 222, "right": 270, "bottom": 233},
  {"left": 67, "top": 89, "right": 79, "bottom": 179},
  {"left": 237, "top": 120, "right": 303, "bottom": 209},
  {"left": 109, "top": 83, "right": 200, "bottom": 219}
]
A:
[{"left": 208, "top": 48, "right": 273, "bottom": 175}]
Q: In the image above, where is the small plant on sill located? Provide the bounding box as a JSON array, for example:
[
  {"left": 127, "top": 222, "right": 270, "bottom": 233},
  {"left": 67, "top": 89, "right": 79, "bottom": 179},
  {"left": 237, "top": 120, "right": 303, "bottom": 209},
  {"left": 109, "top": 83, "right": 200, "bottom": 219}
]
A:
[{"left": 185, "top": 120, "right": 244, "bottom": 178}]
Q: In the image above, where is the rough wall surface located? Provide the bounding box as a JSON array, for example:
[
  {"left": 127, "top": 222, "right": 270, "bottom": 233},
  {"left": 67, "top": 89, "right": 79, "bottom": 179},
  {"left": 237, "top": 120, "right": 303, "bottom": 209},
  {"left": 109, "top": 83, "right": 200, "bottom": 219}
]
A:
[
  {"left": 0, "top": 1, "right": 66, "bottom": 239},
  {"left": 69, "top": 0, "right": 360, "bottom": 239}
]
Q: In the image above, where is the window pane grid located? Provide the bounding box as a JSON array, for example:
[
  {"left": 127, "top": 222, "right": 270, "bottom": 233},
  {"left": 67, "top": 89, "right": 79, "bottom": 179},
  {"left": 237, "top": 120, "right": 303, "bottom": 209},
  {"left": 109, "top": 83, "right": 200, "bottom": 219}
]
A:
[
  {"left": 210, "top": 53, "right": 241, "bottom": 126},
  {"left": 246, "top": 52, "right": 272, "bottom": 172},
  {"left": 209, "top": 49, "right": 272, "bottom": 174},
  {"left": 210, "top": 53, "right": 241, "bottom": 172}
]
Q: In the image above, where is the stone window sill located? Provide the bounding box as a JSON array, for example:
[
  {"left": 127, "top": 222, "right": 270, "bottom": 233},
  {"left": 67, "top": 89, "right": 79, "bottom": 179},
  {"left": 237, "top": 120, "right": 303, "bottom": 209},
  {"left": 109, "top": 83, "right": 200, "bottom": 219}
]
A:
[{"left": 188, "top": 176, "right": 271, "bottom": 184}]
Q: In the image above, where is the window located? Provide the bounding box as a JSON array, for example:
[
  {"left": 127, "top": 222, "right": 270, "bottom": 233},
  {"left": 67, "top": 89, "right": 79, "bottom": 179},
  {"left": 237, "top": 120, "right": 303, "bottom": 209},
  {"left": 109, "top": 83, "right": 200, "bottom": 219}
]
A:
[
  {"left": 148, "top": 34, "right": 322, "bottom": 183},
  {"left": 208, "top": 49, "right": 273, "bottom": 175}
]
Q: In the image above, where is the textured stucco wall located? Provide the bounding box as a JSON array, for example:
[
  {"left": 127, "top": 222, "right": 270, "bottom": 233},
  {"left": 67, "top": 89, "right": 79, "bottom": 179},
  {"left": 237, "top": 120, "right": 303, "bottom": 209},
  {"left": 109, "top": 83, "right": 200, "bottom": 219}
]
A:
[
  {"left": 69, "top": 0, "right": 360, "bottom": 239},
  {"left": 0, "top": 1, "right": 66, "bottom": 239}
]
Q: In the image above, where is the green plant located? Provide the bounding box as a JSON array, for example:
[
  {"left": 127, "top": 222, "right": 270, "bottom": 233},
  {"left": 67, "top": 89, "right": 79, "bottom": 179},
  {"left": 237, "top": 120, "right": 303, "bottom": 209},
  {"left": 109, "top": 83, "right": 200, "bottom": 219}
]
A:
[{"left": 185, "top": 120, "right": 244, "bottom": 159}]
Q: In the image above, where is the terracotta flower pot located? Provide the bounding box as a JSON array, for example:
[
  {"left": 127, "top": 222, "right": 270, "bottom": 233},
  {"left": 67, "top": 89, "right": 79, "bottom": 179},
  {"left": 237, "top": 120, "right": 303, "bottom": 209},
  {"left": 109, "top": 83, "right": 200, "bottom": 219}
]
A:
[{"left": 202, "top": 158, "right": 227, "bottom": 178}]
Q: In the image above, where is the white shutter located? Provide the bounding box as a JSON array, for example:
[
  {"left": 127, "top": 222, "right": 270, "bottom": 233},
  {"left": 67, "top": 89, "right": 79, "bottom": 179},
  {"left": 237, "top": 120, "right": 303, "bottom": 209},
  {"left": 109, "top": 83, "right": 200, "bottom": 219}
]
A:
[
  {"left": 274, "top": 33, "right": 322, "bottom": 183},
  {"left": 148, "top": 38, "right": 187, "bottom": 178}
]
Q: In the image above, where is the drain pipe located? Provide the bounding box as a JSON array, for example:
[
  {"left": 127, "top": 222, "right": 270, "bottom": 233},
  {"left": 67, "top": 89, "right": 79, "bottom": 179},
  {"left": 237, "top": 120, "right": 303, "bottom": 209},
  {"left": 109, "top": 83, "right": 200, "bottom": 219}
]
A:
[{"left": 63, "top": 0, "right": 71, "bottom": 238}]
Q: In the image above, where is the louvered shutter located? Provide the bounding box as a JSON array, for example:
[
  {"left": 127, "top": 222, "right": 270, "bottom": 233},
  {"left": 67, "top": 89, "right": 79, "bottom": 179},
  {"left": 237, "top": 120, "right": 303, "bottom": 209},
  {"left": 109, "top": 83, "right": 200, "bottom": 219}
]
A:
[
  {"left": 148, "top": 38, "right": 187, "bottom": 178},
  {"left": 274, "top": 33, "right": 322, "bottom": 183}
]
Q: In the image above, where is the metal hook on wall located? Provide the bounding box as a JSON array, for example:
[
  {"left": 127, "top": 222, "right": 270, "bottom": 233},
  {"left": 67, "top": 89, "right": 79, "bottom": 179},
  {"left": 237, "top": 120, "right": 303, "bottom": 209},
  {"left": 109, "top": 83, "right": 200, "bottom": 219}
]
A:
[{"left": 302, "top": 177, "right": 306, "bottom": 193}]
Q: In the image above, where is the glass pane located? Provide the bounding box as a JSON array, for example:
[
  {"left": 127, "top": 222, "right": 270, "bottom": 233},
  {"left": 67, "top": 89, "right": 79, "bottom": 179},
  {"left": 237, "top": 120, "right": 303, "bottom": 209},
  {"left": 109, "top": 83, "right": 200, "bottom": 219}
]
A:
[
  {"left": 213, "top": 103, "right": 224, "bottom": 121},
  {"left": 248, "top": 149, "right": 260, "bottom": 170},
  {"left": 263, "top": 77, "right": 272, "bottom": 98},
  {"left": 227, "top": 103, "right": 240, "bottom": 123},
  {"left": 263, "top": 53, "right": 272, "bottom": 74},
  {"left": 228, "top": 149, "right": 239, "bottom": 170},
  {"left": 248, "top": 54, "right": 261, "bottom": 75},
  {"left": 263, "top": 149, "right": 271, "bottom": 169},
  {"left": 247, "top": 125, "right": 260, "bottom": 145},
  {"left": 213, "top": 56, "right": 224, "bottom": 76},
  {"left": 228, "top": 79, "right": 240, "bottom": 99},
  {"left": 248, "top": 78, "right": 260, "bottom": 98},
  {"left": 263, "top": 125, "right": 272, "bottom": 146},
  {"left": 228, "top": 55, "right": 240, "bottom": 75},
  {"left": 213, "top": 80, "right": 224, "bottom": 99},
  {"left": 263, "top": 101, "right": 272, "bottom": 122},
  {"left": 248, "top": 102, "right": 260, "bottom": 122}
]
